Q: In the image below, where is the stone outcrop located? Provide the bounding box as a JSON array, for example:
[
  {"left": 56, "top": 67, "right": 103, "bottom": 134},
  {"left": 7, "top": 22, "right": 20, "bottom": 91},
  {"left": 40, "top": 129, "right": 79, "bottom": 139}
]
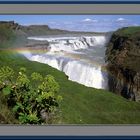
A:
[
  {"left": 0, "top": 21, "right": 20, "bottom": 30},
  {"left": 106, "top": 27, "right": 140, "bottom": 101}
]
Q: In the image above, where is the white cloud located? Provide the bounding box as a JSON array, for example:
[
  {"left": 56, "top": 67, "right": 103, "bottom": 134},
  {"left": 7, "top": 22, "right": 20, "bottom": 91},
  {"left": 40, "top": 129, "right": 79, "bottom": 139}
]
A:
[
  {"left": 82, "top": 18, "right": 98, "bottom": 23},
  {"left": 83, "top": 18, "right": 92, "bottom": 22},
  {"left": 116, "top": 18, "right": 126, "bottom": 22},
  {"left": 48, "top": 17, "right": 139, "bottom": 32}
]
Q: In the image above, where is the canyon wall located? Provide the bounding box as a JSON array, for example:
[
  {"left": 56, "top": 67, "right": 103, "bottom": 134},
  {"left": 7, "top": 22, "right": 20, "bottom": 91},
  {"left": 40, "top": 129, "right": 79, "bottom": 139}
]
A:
[{"left": 106, "top": 27, "right": 140, "bottom": 101}]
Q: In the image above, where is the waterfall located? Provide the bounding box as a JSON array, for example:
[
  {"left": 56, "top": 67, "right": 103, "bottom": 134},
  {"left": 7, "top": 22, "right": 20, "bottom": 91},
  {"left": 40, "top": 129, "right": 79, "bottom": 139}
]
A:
[
  {"left": 22, "top": 35, "right": 109, "bottom": 89},
  {"left": 28, "top": 36, "right": 107, "bottom": 52}
]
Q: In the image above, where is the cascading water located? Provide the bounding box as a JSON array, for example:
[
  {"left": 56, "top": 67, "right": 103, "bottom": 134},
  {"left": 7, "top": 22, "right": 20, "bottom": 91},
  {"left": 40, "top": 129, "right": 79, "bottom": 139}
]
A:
[
  {"left": 28, "top": 36, "right": 107, "bottom": 52},
  {"left": 22, "top": 35, "right": 110, "bottom": 89}
]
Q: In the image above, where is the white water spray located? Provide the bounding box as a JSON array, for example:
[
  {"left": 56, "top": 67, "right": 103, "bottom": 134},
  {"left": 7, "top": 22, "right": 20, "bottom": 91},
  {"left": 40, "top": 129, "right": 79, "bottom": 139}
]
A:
[{"left": 22, "top": 35, "right": 109, "bottom": 89}]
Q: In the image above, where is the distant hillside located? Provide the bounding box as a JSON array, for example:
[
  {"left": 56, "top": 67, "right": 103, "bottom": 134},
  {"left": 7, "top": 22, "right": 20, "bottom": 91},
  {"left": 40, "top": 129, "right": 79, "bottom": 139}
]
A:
[
  {"left": 0, "top": 21, "right": 17, "bottom": 48},
  {"left": 0, "top": 21, "right": 15, "bottom": 42},
  {"left": 0, "top": 21, "right": 109, "bottom": 37},
  {"left": 19, "top": 24, "right": 71, "bottom": 36}
]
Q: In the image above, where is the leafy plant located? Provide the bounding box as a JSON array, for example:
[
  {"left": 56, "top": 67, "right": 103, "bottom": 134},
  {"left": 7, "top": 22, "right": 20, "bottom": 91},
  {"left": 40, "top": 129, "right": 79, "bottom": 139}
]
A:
[
  {"left": 0, "top": 66, "right": 14, "bottom": 84},
  {"left": 0, "top": 66, "right": 62, "bottom": 124}
]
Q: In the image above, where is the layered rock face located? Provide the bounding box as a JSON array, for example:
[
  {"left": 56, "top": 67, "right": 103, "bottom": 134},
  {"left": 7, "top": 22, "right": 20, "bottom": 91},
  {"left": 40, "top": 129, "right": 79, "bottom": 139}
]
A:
[{"left": 106, "top": 27, "right": 140, "bottom": 101}]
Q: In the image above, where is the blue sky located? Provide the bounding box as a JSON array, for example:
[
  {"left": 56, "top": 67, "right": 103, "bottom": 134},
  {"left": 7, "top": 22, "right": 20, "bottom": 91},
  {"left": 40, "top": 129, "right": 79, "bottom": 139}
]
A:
[{"left": 0, "top": 15, "right": 140, "bottom": 32}]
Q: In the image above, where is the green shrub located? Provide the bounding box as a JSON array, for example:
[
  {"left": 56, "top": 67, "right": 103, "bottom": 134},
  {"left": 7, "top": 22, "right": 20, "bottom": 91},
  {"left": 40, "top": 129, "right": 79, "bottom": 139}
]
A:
[{"left": 0, "top": 66, "right": 62, "bottom": 124}]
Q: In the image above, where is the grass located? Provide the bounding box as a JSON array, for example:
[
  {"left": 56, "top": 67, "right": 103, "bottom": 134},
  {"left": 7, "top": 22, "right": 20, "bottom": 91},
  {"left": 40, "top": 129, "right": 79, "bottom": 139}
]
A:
[
  {"left": 1, "top": 50, "right": 140, "bottom": 124},
  {"left": 115, "top": 26, "right": 140, "bottom": 37},
  {"left": 1, "top": 23, "right": 140, "bottom": 124}
]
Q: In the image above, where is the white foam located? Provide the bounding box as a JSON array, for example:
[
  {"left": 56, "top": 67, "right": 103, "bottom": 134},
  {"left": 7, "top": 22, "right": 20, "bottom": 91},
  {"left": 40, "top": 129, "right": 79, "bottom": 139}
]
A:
[
  {"left": 23, "top": 35, "right": 109, "bottom": 89},
  {"left": 28, "top": 36, "right": 107, "bottom": 52},
  {"left": 28, "top": 54, "right": 108, "bottom": 89}
]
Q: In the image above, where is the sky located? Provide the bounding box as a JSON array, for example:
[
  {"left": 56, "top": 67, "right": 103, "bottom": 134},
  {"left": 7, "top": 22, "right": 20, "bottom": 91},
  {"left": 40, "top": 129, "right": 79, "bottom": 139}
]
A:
[{"left": 0, "top": 15, "right": 140, "bottom": 32}]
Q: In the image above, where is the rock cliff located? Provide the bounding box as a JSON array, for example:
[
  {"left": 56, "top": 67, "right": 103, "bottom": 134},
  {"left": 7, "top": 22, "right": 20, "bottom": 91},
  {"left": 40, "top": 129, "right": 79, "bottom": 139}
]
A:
[{"left": 106, "top": 27, "right": 140, "bottom": 101}]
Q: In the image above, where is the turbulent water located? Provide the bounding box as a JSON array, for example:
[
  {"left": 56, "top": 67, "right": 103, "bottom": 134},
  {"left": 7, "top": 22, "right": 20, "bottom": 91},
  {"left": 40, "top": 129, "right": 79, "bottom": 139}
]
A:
[{"left": 22, "top": 35, "right": 110, "bottom": 89}]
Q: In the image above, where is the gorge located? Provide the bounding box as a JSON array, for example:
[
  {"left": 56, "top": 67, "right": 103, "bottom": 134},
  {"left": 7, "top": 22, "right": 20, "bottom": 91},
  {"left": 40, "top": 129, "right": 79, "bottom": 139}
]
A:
[
  {"left": 21, "top": 28, "right": 140, "bottom": 101},
  {"left": 4, "top": 20, "right": 139, "bottom": 101},
  {"left": 1, "top": 20, "right": 140, "bottom": 124}
]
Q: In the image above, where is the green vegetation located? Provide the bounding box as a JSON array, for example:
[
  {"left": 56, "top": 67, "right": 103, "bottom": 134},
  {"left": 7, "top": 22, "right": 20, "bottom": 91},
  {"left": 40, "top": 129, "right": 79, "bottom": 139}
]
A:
[
  {"left": 106, "top": 26, "right": 140, "bottom": 72},
  {"left": 0, "top": 66, "right": 62, "bottom": 124},
  {"left": 1, "top": 22, "right": 140, "bottom": 124},
  {"left": 0, "top": 24, "right": 16, "bottom": 48},
  {"left": 115, "top": 26, "right": 140, "bottom": 37},
  {"left": 1, "top": 50, "right": 140, "bottom": 124}
]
